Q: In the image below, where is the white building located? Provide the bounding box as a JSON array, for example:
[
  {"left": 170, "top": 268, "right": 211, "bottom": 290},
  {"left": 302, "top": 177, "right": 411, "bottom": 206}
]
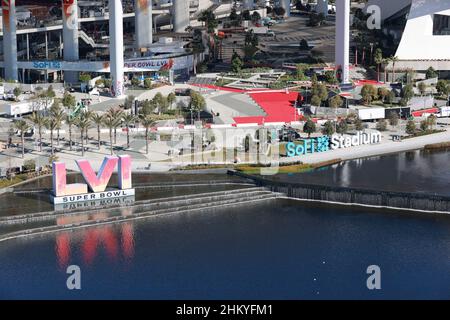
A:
[{"left": 367, "top": 0, "right": 450, "bottom": 72}]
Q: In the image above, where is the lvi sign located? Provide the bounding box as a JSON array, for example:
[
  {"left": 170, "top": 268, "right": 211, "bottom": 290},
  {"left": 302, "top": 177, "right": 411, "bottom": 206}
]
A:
[{"left": 51, "top": 155, "right": 135, "bottom": 205}]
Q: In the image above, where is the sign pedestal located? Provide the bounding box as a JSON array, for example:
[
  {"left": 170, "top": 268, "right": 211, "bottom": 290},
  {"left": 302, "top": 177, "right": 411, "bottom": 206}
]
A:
[{"left": 51, "top": 188, "right": 135, "bottom": 205}]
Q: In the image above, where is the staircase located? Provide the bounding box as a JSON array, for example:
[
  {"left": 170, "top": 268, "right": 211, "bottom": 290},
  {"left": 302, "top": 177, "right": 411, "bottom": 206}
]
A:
[
  {"left": 188, "top": 76, "right": 216, "bottom": 85},
  {"left": 79, "top": 30, "right": 109, "bottom": 49},
  {"left": 0, "top": 187, "right": 281, "bottom": 242}
]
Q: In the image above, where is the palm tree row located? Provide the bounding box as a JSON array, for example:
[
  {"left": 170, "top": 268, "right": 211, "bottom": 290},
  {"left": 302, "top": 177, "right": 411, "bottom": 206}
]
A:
[{"left": 15, "top": 98, "right": 158, "bottom": 160}]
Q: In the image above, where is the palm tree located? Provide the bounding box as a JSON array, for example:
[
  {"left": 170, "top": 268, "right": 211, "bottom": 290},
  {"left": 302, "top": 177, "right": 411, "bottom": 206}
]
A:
[
  {"left": 382, "top": 58, "right": 390, "bottom": 83},
  {"left": 122, "top": 113, "right": 137, "bottom": 149},
  {"left": 65, "top": 114, "right": 77, "bottom": 151},
  {"left": 91, "top": 113, "right": 104, "bottom": 150},
  {"left": 190, "top": 91, "right": 206, "bottom": 121},
  {"left": 83, "top": 110, "right": 93, "bottom": 145},
  {"left": 167, "top": 93, "right": 176, "bottom": 111},
  {"left": 75, "top": 113, "right": 91, "bottom": 157},
  {"left": 13, "top": 120, "right": 31, "bottom": 158},
  {"left": 374, "top": 49, "right": 383, "bottom": 82},
  {"left": 27, "top": 112, "right": 47, "bottom": 152},
  {"left": 140, "top": 115, "right": 155, "bottom": 155},
  {"left": 62, "top": 92, "right": 76, "bottom": 110},
  {"left": 103, "top": 114, "right": 121, "bottom": 155},
  {"left": 50, "top": 105, "right": 65, "bottom": 146},
  {"left": 106, "top": 107, "right": 124, "bottom": 144},
  {"left": 45, "top": 117, "right": 58, "bottom": 155},
  {"left": 390, "top": 56, "right": 399, "bottom": 82}
]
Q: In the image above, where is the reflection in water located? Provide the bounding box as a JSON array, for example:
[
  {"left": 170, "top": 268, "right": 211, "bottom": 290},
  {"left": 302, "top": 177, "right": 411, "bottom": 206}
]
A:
[
  {"left": 2, "top": 199, "right": 450, "bottom": 299},
  {"left": 55, "top": 209, "right": 135, "bottom": 268},
  {"left": 55, "top": 223, "right": 135, "bottom": 268}
]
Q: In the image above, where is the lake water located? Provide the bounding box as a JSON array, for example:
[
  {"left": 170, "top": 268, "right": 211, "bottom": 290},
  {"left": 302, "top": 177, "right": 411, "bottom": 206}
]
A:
[{"left": 1, "top": 151, "right": 450, "bottom": 299}]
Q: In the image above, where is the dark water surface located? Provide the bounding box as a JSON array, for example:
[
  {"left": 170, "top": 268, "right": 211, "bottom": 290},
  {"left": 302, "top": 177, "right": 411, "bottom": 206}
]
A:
[
  {"left": 1, "top": 152, "right": 450, "bottom": 299},
  {"left": 274, "top": 149, "right": 450, "bottom": 195}
]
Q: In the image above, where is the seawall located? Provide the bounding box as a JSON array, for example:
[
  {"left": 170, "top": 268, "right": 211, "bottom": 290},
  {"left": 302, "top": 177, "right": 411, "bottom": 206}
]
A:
[{"left": 229, "top": 171, "right": 450, "bottom": 214}]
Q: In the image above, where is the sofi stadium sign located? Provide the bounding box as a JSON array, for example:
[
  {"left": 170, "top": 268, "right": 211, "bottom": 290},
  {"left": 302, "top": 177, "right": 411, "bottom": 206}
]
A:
[
  {"left": 286, "top": 131, "right": 382, "bottom": 157},
  {"left": 51, "top": 155, "right": 134, "bottom": 205}
]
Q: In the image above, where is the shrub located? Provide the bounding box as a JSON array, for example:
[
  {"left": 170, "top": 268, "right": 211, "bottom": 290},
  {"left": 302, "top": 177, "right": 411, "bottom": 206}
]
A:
[{"left": 23, "top": 159, "right": 36, "bottom": 172}]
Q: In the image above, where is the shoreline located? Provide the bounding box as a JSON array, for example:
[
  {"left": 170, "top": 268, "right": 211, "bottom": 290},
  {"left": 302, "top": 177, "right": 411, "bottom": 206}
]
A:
[{"left": 281, "top": 130, "right": 450, "bottom": 166}]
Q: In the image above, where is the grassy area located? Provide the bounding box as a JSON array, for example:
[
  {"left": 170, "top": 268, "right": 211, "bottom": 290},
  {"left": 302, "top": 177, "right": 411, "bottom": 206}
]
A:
[
  {"left": 214, "top": 79, "right": 235, "bottom": 87},
  {"left": 424, "top": 141, "right": 450, "bottom": 150},
  {"left": 404, "top": 129, "right": 446, "bottom": 140},
  {"left": 0, "top": 174, "right": 29, "bottom": 189},
  {"left": 235, "top": 159, "right": 342, "bottom": 175}
]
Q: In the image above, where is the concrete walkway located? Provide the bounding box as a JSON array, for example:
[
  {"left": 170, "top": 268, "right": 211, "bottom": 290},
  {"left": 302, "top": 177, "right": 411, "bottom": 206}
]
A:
[{"left": 289, "top": 129, "right": 450, "bottom": 165}]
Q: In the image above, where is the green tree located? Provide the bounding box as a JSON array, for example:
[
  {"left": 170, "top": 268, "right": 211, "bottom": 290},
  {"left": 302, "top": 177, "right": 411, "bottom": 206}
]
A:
[
  {"left": 426, "top": 66, "right": 438, "bottom": 79},
  {"left": 123, "top": 95, "right": 135, "bottom": 110},
  {"left": 23, "top": 159, "right": 36, "bottom": 172},
  {"left": 374, "top": 48, "right": 383, "bottom": 82},
  {"left": 65, "top": 114, "right": 77, "bottom": 151},
  {"left": 311, "top": 95, "right": 322, "bottom": 107},
  {"left": 401, "top": 84, "right": 414, "bottom": 104},
  {"left": 90, "top": 113, "right": 104, "bottom": 150},
  {"left": 158, "top": 96, "right": 170, "bottom": 115},
  {"left": 361, "top": 84, "right": 377, "bottom": 105},
  {"left": 231, "top": 55, "right": 244, "bottom": 74},
  {"left": 308, "top": 12, "right": 325, "bottom": 26},
  {"left": 388, "top": 112, "right": 399, "bottom": 127},
  {"left": 355, "top": 118, "right": 364, "bottom": 131},
  {"left": 378, "top": 87, "right": 390, "bottom": 103},
  {"left": 296, "top": 64, "right": 308, "bottom": 81},
  {"left": 324, "top": 71, "right": 338, "bottom": 85},
  {"left": 144, "top": 78, "right": 153, "bottom": 89},
  {"left": 131, "top": 77, "right": 140, "bottom": 87},
  {"left": 62, "top": 92, "right": 76, "bottom": 110},
  {"left": 167, "top": 92, "right": 177, "bottom": 110},
  {"left": 122, "top": 113, "right": 136, "bottom": 149},
  {"left": 50, "top": 102, "right": 65, "bottom": 146},
  {"left": 418, "top": 82, "right": 427, "bottom": 96},
  {"left": 102, "top": 114, "right": 120, "bottom": 155},
  {"left": 318, "top": 84, "right": 328, "bottom": 106},
  {"left": 229, "top": 8, "right": 238, "bottom": 21},
  {"left": 198, "top": 9, "right": 218, "bottom": 33},
  {"left": 139, "top": 99, "right": 157, "bottom": 117},
  {"left": 406, "top": 120, "right": 416, "bottom": 135},
  {"left": 336, "top": 120, "right": 348, "bottom": 135},
  {"left": 13, "top": 86, "right": 21, "bottom": 101},
  {"left": 299, "top": 39, "right": 309, "bottom": 50},
  {"left": 322, "top": 121, "right": 335, "bottom": 136},
  {"left": 387, "top": 90, "right": 395, "bottom": 105},
  {"left": 38, "top": 85, "right": 56, "bottom": 114},
  {"left": 79, "top": 73, "right": 91, "bottom": 83},
  {"left": 436, "top": 80, "right": 449, "bottom": 97},
  {"left": 190, "top": 91, "right": 206, "bottom": 120},
  {"left": 274, "top": 7, "right": 286, "bottom": 17},
  {"left": 303, "top": 118, "right": 316, "bottom": 138},
  {"left": 427, "top": 114, "right": 437, "bottom": 131},
  {"left": 45, "top": 117, "right": 58, "bottom": 156},
  {"left": 27, "top": 112, "right": 47, "bottom": 152},
  {"left": 420, "top": 119, "right": 429, "bottom": 131},
  {"left": 251, "top": 11, "right": 261, "bottom": 24},
  {"left": 390, "top": 56, "right": 399, "bottom": 82},
  {"left": 106, "top": 107, "right": 124, "bottom": 144},
  {"left": 13, "top": 120, "right": 31, "bottom": 158},
  {"left": 242, "top": 10, "right": 251, "bottom": 21},
  {"left": 329, "top": 95, "right": 343, "bottom": 109},
  {"left": 376, "top": 119, "right": 387, "bottom": 131},
  {"left": 75, "top": 113, "right": 91, "bottom": 156},
  {"left": 140, "top": 115, "right": 156, "bottom": 155},
  {"left": 104, "top": 79, "right": 112, "bottom": 89}
]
